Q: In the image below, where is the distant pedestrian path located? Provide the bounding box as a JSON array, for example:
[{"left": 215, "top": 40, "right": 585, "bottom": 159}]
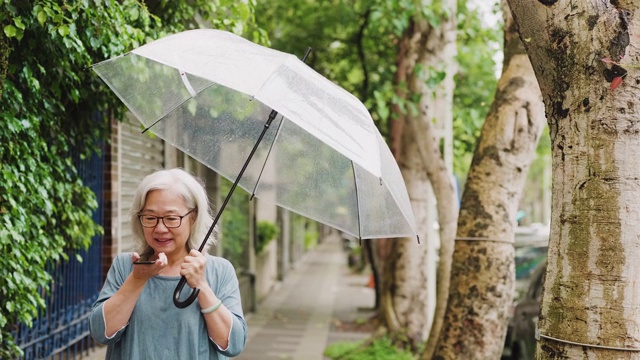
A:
[{"left": 235, "top": 232, "right": 375, "bottom": 360}]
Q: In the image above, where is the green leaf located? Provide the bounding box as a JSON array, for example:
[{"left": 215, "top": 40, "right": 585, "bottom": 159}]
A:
[
  {"left": 4, "top": 24, "right": 17, "bottom": 37},
  {"left": 13, "top": 17, "right": 26, "bottom": 30},
  {"left": 129, "top": 7, "right": 139, "bottom": 21},
  {"left": 57, "top": 24, "right": 69, "bottom": 36}
]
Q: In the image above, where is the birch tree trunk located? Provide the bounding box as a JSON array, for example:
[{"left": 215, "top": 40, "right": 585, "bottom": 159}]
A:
[
  {"left": 433, "top": 1, "right": 546, "bottom": 358},
  {"left": 505, "top": 1, "right": 640, "bottom": 359},
  {"left": 381, "top": 1, "right": 458, "bottom": 349}
]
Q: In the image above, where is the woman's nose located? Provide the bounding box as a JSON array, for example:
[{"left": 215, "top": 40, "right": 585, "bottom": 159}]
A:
[{"left": 154, "top": 219, "right": 170, "bottom": 231}]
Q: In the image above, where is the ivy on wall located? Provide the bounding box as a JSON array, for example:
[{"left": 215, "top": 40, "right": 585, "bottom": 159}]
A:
[{"left": 0, "top": 1, "right": 262, "bottom": 356}]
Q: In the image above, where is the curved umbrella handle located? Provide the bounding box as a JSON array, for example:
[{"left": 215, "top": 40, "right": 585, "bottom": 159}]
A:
[{"left": 173, "top": 276, "right": 200, "bottom": 308}]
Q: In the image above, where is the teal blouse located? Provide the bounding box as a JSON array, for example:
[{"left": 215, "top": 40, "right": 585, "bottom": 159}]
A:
[{"left": 90, "top": 253, "right": 247, "bottom": 359}]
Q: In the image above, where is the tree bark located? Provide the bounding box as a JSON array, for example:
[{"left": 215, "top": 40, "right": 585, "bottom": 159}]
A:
[
  {"left": 412, "top": 3, "right": 459, "bottom": 356},
  {"left": 506, "top": 1, "right": 640, "bottom": 359},
  {"left": 381, "top": 0, "right": 458, "bottom": 350},
  {"left": 433, "top": 1, "right": 546, "bottom": 358}
]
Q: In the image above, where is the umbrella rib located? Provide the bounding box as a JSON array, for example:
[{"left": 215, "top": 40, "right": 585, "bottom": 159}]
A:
[
  {"left": 141, "top": 82, "right": 215, "bottom": 134},
  {"left": 248, "top": 49, "right": 311, "bottom": 200},
  {"left": 249, "top": 112, "right": 285, "bottom": 200},
  {"left": 351, "top": 161, "right": 363, "bottom": 240},
  {"left": 179, "top": 69, "right": 197, "bottom": 97}
]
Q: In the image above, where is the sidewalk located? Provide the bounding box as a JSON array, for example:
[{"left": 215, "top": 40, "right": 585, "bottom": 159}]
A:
[
  {"left": 85, "top": 232, "right": 375, "bottom": 359},
  {"left": 236, "top": 232, "right": 375, "bottom": 360}
]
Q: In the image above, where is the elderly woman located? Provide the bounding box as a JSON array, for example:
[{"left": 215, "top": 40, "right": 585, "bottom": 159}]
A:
[{"left": 90, "top": 168, "right": 246, "bottom": 359}]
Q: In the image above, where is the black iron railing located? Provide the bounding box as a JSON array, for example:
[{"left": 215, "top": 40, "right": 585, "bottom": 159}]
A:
[{"left": 15, "top": 149, "right": 104, "bottom": 359}]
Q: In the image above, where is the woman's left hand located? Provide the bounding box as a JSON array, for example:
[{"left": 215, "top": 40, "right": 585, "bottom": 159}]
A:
[{"left": 181, "top": 249, "right": 209, "bottom": 289}]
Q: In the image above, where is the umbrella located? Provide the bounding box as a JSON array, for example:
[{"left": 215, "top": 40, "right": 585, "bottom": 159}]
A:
[{"left": 91, "top": 29, "right": 417, "bottom": 308}]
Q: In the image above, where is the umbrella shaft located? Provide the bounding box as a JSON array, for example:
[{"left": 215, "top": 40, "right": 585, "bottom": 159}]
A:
[
  {"left": 196, "top": 109, "right": 279, "bottom": 252},
  {"left": 196, "top": 47, "right": 312, "bottom": 252}
]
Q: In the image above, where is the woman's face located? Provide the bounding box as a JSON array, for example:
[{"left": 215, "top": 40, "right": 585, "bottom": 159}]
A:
[{"left": 140, "top": 189, "right": 194, "bottom": 260}]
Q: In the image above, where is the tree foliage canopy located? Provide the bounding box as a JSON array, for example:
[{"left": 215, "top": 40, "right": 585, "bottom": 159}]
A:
[
  {"left": 254, "top": 0, "right": 500, "bottom": 177},
  {"left": 0, "top": 0, "right": 261, "bottom": 356},
  {"left": 254, "top": 0, "right": 502, "bottom": 355}
]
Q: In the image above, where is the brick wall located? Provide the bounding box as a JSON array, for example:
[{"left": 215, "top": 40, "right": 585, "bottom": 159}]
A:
[{"left": 100, "top": 118, "right": 119, "bottom": 281}]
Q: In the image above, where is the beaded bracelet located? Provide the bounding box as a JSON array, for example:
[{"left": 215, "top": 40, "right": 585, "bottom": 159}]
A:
[{"left": 201, "top": 299, "right": 223, "bottom": 314}]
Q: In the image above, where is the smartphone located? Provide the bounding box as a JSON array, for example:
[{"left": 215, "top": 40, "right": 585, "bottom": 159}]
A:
[
  {"left": 133, "top": 256, "right": 156, "bottom": 265},
  {"left": 134, "top": 260, "right": 156, "bottom": 265}
]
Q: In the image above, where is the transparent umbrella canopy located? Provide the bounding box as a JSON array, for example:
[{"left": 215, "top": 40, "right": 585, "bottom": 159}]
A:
[{"left": 91, "top": 29, "right": 418, "bottom": 307}]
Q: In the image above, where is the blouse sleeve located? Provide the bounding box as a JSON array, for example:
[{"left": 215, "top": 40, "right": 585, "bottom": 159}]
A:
[
  {"left": 208, "top": 256, "right": 247, "bottom": 357},
  {"left": 89, "top": 254, "right": 132, "bottom": 344}
]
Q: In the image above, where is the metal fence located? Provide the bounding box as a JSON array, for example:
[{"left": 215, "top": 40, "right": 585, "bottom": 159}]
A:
[{"left": 14, "top": 151, "right": 104, "bottom": 359}]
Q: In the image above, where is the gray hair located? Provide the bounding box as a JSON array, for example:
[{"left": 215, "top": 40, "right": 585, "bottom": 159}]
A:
[{"left": 130, "top": 168, "right": 217, "bottom": 256}]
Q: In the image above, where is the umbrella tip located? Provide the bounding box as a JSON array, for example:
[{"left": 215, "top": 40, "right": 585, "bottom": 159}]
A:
[{"left": 302, "top": 47, "right": 312, "bottom": 62}]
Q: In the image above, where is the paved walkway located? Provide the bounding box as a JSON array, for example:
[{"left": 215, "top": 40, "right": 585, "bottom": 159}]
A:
[
  {"left": 86, "top": 232, "right": 375, "bottom": 359},
  {"left": 236, "top": 232, "right": 374, "bottom": 360}
]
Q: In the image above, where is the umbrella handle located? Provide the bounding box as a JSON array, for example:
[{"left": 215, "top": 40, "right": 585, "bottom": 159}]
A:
[{"left": 173, "top": 276, "right": 200, "bottom": 308}]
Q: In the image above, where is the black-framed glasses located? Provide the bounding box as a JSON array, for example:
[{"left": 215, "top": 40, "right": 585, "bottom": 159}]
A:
[{"left": 138, "top": 209, "right": 195, "bottom": 228}]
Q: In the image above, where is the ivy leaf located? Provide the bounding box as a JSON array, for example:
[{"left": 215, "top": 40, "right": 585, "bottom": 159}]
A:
[
  {"left": 129, "top": 7, "right": 140, "bottom": 21},
  {"left": 37, "top": 10, "right": 47, "bottom": 25},
  {"left": 611, "top": 76, "right": 623, "bottom": 91},
  {"left": 13, "top": 17, "right": 26, "bottom": 30},
  {"left": 4, "top": 25, "right": 17, "bottom": 37},
  {"left": 57, "top": 25, "right": 70, "bottom": 36}
]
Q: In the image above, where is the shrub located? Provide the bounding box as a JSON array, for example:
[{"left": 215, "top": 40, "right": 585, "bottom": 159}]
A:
[
  {"left": 324, "top": 337, "right": 415, "bottom": 360},
  {"left": 255, "top": 220, "right": 279, "bottom": 254}
]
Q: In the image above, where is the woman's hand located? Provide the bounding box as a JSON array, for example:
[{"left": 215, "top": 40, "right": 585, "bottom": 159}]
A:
[
  {"left": 131, "top": 252, "right": 168, "bottom": 280},
  {"left": 181, "top": 249, "right": 208, "bottom": 289},
  {"left": 103, "top": 252, "right": 168, "bottom": 337}
]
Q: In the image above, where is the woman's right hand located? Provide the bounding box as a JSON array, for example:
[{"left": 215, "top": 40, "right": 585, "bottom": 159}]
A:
[
  {"left": 103, "top": 252, "right": 168, "bottom": 337},
  {"left": 131, "top": 252, "right": 168, "bottom": 280}
]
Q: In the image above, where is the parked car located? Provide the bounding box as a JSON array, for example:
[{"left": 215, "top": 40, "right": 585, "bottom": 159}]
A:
[
  {"left": 502, "top": 226, "right": 548, "bottom": 360},
  {"left": 503, "top": 259, "right": 547, "bottom": 360},
  {"left": 507, "top": 227, "right": 548, "bottom": 307},
  {"left": 513, "top": 243, "right": 547, "bottom": 299}
]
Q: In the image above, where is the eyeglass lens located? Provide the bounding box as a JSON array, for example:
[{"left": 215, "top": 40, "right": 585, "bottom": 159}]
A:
[{"left": 139, "top": 215, "right": 183, "bottom": 228}]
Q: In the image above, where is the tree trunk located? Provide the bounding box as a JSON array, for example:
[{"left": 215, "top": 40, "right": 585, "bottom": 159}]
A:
[
  {"left": 381, "top": 1, "right": 458, "bottom": 350},
  {"left": 433, "top": 1, "right": 546, "bottom": 358},
  {"left": 412, "top": 3, "right": 459, "bottom": 356},
  {"left": 505, "top": 1, "right": 640, "bottom": 359}
]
